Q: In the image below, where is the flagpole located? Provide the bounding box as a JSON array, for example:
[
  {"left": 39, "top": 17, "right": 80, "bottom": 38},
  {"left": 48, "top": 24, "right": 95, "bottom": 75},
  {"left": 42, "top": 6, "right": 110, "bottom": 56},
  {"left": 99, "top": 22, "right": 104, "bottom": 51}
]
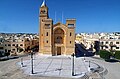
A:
[
  {"left": 62, "top": 12, "right": 63, "bottom": 23},
  {"left": 55, "top": 11, "right": 56, "bottom": 23}
]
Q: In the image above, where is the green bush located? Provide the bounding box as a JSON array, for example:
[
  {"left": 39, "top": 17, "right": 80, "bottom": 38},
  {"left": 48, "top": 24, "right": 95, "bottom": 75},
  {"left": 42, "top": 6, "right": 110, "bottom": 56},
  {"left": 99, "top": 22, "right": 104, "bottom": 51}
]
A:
[
  {"left": 99, "top": 50, "right": 111, "bottom": 59},
  {"left": 0, "top": 52, "right": 2, "bottom": 57},
  {"left": 0, "top": 52, "right": 5, "bottom": 57},
  {"left": 4, "top": 52, "right": 10, "bottom": 58},
  {"left": 115, "top": 51, "right": 120, "bottom": 60},
  {"left": 19, "top": 48, "right": 24, "bottom": 53}
]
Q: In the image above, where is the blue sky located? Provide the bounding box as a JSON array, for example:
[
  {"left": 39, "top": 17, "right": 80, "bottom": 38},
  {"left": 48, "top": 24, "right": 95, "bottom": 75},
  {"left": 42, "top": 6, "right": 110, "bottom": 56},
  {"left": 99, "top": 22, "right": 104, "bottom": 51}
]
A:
[{"left": 0, "top": 0, "right": 120, "bottom": 33}]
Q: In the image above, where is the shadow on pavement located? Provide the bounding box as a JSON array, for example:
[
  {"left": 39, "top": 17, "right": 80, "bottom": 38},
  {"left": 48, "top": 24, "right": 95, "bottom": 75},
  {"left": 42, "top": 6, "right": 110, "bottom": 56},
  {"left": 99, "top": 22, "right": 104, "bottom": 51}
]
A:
[
  {"left": 0, "top": 56, "right": 19, "bottom": 61},
  {"left": 105, "top": 59, "right": 119, "bottom": 63}
]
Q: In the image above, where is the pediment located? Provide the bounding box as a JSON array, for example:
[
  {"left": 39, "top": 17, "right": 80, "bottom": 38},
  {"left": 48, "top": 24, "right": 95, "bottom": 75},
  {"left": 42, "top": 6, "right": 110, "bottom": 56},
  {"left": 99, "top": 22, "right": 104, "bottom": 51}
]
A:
[{"left": 53, "top": 22, "right": 66, "bottom": 27}]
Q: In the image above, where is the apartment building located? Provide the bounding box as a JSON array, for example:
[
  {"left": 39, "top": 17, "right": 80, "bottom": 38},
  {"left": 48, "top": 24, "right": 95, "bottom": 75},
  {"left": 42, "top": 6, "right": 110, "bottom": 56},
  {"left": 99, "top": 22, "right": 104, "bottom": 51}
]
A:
[
  {"left": 75, "top": 32, "right": 120, "bottom": 51},
  {"left": 4, "top": 38, "right": 25, "bottom": 55},
  {"left": 100, "top": 39, "right": 120, "bottom": 51},
  {"left": 0, "top": 38, "right": 4, "bottom": 55},
  {"left": 0, "top": 33, "right": 39, "bottom": 56}
]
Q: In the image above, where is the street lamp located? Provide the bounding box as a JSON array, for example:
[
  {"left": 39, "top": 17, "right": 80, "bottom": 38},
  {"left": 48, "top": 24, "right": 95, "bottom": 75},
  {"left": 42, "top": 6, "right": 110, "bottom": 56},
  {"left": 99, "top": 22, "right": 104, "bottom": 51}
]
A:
[
  {"left": 21, "top": 57, "right": 24, "bottom": 67},
  {"left": 84, "top": 53, "right": 86, "bottom": 60},
  {"left": 89, "top": 61, "right": 90, "bottom": 67},
  {"left": 71, "top": 53, "right": 75, "bottom": 76},
  {"left": 31, "top": 51, "right": 34, "bottom": 74}
]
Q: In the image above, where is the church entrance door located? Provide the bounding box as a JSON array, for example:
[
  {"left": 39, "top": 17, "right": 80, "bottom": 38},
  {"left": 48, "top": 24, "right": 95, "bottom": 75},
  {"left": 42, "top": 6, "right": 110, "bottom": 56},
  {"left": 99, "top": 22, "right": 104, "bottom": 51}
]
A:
[{"left": 57, "top": 47, "right": 61, "bottom": 55}]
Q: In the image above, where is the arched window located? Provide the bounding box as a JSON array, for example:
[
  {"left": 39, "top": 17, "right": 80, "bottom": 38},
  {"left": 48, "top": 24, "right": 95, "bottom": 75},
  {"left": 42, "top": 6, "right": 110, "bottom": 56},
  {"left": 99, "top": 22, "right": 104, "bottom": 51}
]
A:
[
  {"left": 70, "top": 32, "right": 72, "bottom": 36},
  {"left": 46, "top": 32, "right": 48, "bottom": 36},
  {"left": 54, "top": 28, "right": 64, "bottom": 44},
  {"left": 46, "top": 40, "right": 48, "bottom": 43},
  {"left": 55, "top": 36, "right": 62, "bottom": 43}
]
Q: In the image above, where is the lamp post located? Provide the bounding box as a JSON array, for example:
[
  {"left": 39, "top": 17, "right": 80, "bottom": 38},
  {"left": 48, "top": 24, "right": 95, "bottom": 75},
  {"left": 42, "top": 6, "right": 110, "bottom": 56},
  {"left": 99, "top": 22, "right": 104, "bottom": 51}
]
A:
[
  {"left": 21, "top": 57, "right": 24, "bottom": 67},
  {"left": 71, "top": 53, "right": 75, "bottom": 76},
  {"left": 89, "top": 61, "right": 90, "bottom": 67},
  {"left": 84, "top": 53, "right": 86, "bottom": 60},
  {"left": 31, "top": 51, "right": 34, "bottom": 74}
]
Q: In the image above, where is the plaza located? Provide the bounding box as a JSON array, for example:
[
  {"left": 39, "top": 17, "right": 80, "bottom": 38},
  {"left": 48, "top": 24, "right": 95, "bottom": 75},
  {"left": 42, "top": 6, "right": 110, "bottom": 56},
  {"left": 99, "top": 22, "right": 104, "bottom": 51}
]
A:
[
  {"left": 1, "top": 54, "right": 120, "bottom": 79},
  {"left": 17, "top": 54, "right": 106, "bottom": 79}
]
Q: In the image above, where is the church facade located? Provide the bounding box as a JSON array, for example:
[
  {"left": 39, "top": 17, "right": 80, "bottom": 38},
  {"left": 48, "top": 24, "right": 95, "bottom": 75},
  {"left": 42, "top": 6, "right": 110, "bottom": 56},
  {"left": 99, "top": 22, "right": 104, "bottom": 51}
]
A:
[{"left": 39, "top": 1, "right": 76, "bottom": 55}]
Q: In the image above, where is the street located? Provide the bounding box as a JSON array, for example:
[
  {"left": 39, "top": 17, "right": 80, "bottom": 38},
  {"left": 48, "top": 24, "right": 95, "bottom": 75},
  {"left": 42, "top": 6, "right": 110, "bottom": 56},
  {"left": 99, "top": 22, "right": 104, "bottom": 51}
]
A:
[{"left": 89, "top": 56, "right": 120, "bottom": 79}]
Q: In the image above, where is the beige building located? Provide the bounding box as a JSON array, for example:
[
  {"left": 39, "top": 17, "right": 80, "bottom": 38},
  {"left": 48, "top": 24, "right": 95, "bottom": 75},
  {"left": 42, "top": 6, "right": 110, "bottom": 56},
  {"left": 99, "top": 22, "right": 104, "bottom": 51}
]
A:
[
  {"left": 0, "top": 38, "right": 4, "bottom": 53},
  {"left": 39, "top": 1, "right": 76, "bottom": 55},
  {"left": 75, "top": 34, "right": 84, "bottom": 44},
  {"left": 4, "top": 39, "right": 25, "bottom": 55},
  {"left": 3, "top": 38, "right": 39, "bottom": 56},
  {"left": 100, "top": 39, "right": 120, "bottom": 51}
]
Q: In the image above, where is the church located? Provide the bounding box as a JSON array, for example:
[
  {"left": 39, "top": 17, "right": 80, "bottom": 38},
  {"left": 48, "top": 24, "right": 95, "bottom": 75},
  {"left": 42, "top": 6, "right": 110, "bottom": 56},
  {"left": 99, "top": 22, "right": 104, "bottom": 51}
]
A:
[{"left": 39, "top": 1, "right": 76, "bottom": 55}]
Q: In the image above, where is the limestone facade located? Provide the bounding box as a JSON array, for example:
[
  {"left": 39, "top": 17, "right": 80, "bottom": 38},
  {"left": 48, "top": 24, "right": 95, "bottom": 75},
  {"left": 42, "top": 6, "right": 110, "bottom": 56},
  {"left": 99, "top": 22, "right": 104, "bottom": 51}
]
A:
[{"left": 39, "top": 1, "right": 76, "bottom": 55}]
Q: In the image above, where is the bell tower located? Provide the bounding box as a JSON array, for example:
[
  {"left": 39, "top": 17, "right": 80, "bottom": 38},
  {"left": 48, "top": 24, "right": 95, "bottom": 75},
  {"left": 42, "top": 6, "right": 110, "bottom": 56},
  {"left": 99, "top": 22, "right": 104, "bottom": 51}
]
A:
[
  {"left": 40, "top": 0, "right": 48, "bottom": 19},
  {"left": 39, "top": 0, "right": 49, "bottom": 53},
  {"left": 39, "top": 0, "right": 53, "bottom": 54}
]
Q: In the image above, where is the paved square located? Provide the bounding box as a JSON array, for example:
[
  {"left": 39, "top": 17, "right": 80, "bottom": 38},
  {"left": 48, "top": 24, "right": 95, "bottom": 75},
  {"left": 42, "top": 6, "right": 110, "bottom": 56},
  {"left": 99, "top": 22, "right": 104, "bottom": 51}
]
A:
[{"left": 17, "top": 54, "right": 101, "bottom": 78}]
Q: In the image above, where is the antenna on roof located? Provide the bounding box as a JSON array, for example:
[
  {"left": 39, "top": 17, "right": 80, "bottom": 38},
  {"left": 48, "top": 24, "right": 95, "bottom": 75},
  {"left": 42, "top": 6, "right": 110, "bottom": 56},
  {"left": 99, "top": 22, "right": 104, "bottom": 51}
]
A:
[
  {"left": 55, "top": 11, "right": 56, "bottom": 23},
  {"left": 62, "top": 11, "right": 64, "bottom": 23}
]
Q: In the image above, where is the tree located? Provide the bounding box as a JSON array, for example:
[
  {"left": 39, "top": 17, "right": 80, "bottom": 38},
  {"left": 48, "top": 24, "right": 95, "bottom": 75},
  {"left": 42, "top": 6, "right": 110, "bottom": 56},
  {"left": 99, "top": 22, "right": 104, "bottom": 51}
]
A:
[
  {"left": 115, "top": 51, "right": 120, "bottom": 60},
  {"left": 99, "top": 50, "right": 111, "bottom": 60},
  {"left": 4, "top": 52, "right": 10, "bottom": 59},
  {"left": 18, "top": 48, "right": 24, "bottom": 53},
  {"left": 110, "top": 49, "right": 116, "bottom": 58},
  {"left": 26, "top": 46, "right": 30, "bottom": 52},
  {"left": 94, "top": 41, "right": 100, "bottom": 55},
  {"left": 0, "top": 52, "right": 3, "bottom": 57},
  {"left": 16, "top": 45, "right": 24, "bottom": 55}
]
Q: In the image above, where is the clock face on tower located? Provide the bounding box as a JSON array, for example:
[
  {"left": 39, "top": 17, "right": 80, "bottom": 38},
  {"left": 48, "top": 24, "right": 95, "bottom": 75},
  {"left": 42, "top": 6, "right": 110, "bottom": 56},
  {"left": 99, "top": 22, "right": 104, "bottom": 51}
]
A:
[{"left": 41, "top": 10, "right": 46, "bottom": 14}]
